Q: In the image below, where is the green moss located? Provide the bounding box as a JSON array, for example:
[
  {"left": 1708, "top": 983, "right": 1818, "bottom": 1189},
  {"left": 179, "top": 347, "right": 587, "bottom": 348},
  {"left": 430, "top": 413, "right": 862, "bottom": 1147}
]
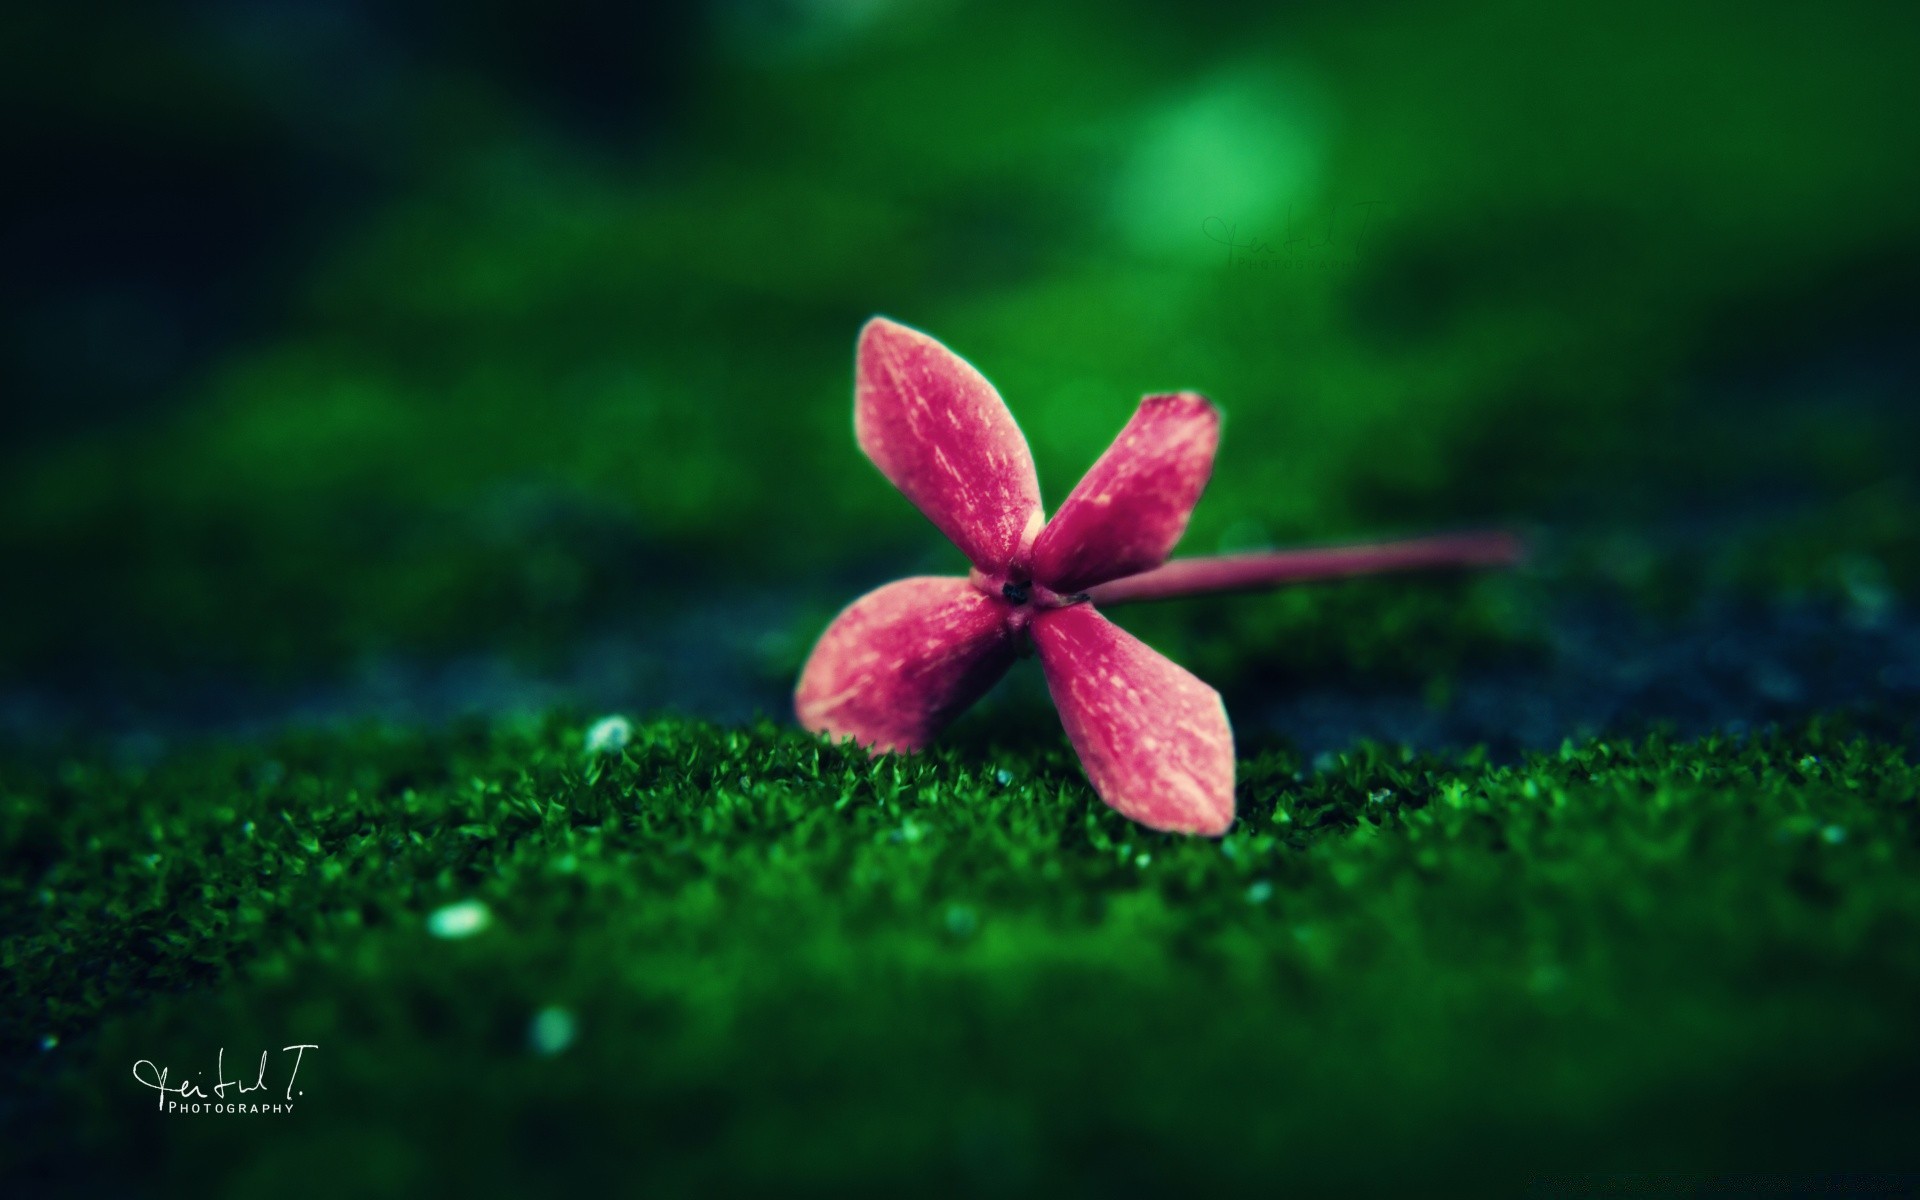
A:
[{"left": 6, "top": 714, "right": 1916, "bottom": 1192}]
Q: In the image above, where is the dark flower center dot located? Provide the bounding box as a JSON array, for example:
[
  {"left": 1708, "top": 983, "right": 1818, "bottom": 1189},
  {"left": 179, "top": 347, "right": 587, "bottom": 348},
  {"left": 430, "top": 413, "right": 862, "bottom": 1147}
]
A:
[{"left": 1001, "top": 580, "right": 1031, "bottom": 605}]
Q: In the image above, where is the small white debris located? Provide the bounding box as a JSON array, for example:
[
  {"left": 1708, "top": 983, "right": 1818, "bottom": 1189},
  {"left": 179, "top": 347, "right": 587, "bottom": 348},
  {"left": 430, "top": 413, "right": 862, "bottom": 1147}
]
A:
[
  {"left": 427, "top": 899, "right": 492, "bottom": 939},
  {"left": 1246, "top": 880, "right": 1274, "bottom": 904},
  {"left": 1822, "top": 824, "right": 1847, "bottom": 845},
  {"left": 1368, "top": 789, "right": 1393, "bottom": 806},
  {"left": 1134, "top": 852, "right": 1151, "bottom": 868},
  {"left": 529, "top": 1006, "right": 577, "bottom": 1056},
  {"left": 891, "top": 819, "right": 926, "bottom": 845},
  {"left": 994, "top": 768, "right": 1014, "bottom": 786},
  {"left": 585, "top": 715, "right": 632, "bottom": 755}
]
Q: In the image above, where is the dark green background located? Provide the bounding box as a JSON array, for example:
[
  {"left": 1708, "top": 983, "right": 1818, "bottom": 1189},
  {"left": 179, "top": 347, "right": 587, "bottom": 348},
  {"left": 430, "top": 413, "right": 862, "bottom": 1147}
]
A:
[{"left": 6, "top": 0, "right": 1917, "bottom": 691}]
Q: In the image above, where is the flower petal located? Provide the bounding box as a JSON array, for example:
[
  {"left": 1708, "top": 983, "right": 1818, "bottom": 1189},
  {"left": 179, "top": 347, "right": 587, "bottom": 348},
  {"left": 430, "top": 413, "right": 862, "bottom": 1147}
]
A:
[
  {"left": 1031, "top": 603, "right": 1234, "bottom": 835},
  {"left": 856, "top": 318, "right": 1043, "bottom": 574},
  {"left": 795, "top": 576, "right": 1016, "bottom": 754},
  {"left": 1028, "top": 392, "right": 1219, "bottom": 593}
]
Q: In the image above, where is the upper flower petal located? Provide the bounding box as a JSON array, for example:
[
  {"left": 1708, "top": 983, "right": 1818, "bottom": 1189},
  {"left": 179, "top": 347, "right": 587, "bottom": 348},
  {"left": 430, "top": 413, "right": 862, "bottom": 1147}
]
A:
[
  {"left": 1027, "top": 392, "right": 1219, "bottom": 593},
  {"left": 856, "top": 318, "right": 1044, "bottom": 574},
  {"left": 1031, "top": 603, "right": 1235, "bottom": 836},
  {"left": 795, "top": 576, "right": 1017, "bottom": 754}
]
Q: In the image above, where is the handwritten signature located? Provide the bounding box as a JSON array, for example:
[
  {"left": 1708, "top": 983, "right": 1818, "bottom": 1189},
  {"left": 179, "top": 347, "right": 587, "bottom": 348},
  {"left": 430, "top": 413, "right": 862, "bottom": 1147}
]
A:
[{"left": 132, "top": 1045, "right": 315, "bottom": 1113}]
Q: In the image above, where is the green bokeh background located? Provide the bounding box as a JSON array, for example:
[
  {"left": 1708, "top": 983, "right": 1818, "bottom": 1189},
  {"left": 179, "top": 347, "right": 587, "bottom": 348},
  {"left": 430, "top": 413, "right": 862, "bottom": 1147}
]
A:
[{"left": 6, "top": 0, "right": 1916, "bottom": 689}]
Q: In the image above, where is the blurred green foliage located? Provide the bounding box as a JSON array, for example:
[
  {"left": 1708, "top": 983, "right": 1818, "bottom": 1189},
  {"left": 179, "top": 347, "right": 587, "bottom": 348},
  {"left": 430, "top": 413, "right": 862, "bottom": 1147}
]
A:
[
  {"left": 4, "top": 0, "right": 1917, "bottom": 682},
  {"left": 7, "top": 713, "right": 1916, "bottom": 1191}
]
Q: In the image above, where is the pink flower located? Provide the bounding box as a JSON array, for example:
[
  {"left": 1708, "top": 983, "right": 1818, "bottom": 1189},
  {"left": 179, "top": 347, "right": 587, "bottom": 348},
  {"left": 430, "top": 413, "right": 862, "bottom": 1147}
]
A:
[{"left": 796, "top": 318, "right": 1519, "bottom": 836}]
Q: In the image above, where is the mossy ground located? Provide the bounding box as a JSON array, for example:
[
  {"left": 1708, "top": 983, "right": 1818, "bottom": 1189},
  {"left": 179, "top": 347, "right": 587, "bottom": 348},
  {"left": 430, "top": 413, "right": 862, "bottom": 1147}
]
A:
[{"left": 6, "top": 715, "right": 1916, "bottom": 1193}]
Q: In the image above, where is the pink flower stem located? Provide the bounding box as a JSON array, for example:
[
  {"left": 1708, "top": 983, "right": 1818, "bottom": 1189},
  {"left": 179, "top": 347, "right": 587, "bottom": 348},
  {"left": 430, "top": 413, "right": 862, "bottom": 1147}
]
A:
[{"left": 1083, "top": 530, "right": 1524, "bottom": 606}]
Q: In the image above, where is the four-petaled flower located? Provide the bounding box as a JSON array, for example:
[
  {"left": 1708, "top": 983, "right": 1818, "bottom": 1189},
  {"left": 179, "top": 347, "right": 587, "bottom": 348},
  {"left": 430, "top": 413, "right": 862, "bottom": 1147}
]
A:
[{"left": 796, "top": 318, "right": 1518, "bottom": 836}]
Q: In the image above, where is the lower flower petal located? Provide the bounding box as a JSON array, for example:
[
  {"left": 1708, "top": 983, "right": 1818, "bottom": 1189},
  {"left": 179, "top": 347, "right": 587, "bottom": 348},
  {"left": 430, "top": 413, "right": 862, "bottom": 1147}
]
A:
[
  {"left": 1032, "top": 603, "right": 1235, "bottom": 835},
  {"left": 795, "top": 576, "right": 1016, "bottom": 754}
]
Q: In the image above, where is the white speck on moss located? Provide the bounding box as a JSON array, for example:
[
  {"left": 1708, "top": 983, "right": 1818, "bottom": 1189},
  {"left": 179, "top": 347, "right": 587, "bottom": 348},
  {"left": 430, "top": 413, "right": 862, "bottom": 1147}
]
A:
[
  {"left": 427, "top": 899, "right": 492, "bottom": 939},
  {"left": 994, "top": 767, "right": 1014, "bottom": 786},
  {"left": 891, "top": 819, "right": 925, "bottom": 845},
  {"left": 585, "top": 715, "right": 632, "bottom": 755},
  {"left": 529, "top": 1006, "right": 577, "bottom": 1056}
]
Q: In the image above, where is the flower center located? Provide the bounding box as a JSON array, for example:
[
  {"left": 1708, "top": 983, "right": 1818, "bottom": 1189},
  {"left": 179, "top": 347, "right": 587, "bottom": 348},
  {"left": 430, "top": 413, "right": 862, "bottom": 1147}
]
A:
[{"left": 970, "top": 568, "right": 1088, "bottom": 615}]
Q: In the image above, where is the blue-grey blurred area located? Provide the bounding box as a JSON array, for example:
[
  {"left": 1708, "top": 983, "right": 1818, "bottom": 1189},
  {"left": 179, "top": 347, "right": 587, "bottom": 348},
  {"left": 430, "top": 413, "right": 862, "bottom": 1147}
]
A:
[{"left": 3, "top": 0, "right": 1918, "bottom": 735}]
